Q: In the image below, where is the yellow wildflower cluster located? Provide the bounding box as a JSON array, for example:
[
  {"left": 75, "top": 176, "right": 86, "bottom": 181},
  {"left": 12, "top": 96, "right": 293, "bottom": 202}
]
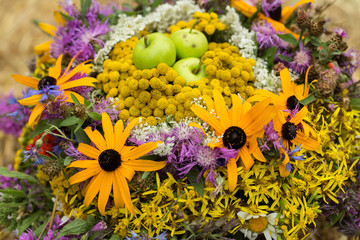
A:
[
  {"left": 168, "top": 11, "right": 227, "bottom": 35},
  {"left": 193, "top": 42, "right": 256, "bottom": 102},
  {"left": 33, "top": 55, "right": 56, "bottom": 78}
]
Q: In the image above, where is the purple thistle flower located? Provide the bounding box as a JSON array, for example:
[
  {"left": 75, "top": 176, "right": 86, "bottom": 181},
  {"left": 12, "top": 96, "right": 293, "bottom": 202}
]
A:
[
  {"left": 340, "top": 47, "right": 360, "bottom": 77},
  {"left": 18, "top": 229, "right": 36, "bottom": 240},
  {"left": 333, "top": 27, "right": 349, "bottom": 38},
  {"left": 90, "top": 221, "right": 107, "bottom": 232},
  {"left": 42, "top": 98, "right": 70, "bottom": 120},
  {"left": 260, "top": 120, "right": 281, "bottom": 151},
  {"left": 0, "top": 165, "right": 23, "bottom": 190},
  {"left": 252, "top": 21, "right": 288, "bottom": 49},
  {"left": 0, "top": 93, "right": 30, "bottom": 136},
  {"left": 64, "top": 141, "right": 88, "bottom": 160},
  {"left": 289, "top": 41, "right": 311, "bottom": 74},
  {"left": 262, "top": 0, "right": 284, "bottom": 18},
  {"left": 91, "top": 99, "right": 119, "bottom": 128}
]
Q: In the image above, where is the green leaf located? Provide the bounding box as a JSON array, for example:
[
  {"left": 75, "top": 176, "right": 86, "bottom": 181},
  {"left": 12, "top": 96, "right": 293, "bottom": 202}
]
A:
[
  {"left": 84, "top": 99, "right": 91, "bottom": 107},
  {"left": 74, "top": 119, "right": 86, "bottom": 133},
  {"left": 109, "top": 234, "right": 121, "bottom": 240},
  {"left": 350, "top": 98, "right": 360, "bottom": 110},
  {"left": 310, "top": 37, "right": 323, "bottom": 47},
  {"left": 0, "top": 189, "right": 26, "bottom": 197},
  {"left": 60, "top": 116, "right": 80, "bottom": 127},
  {"left": 137, "top": 154, "right": 160, "bottom": 161},
  {"left": 59, "top": 12, "right": 76, "bottom": 21},
  {"left": 277, "top": 33, "right": 298, "bottom": 46},
  {"left": 0, "top": 167, "right": 37, "bottom": 183},
  {"left": 80, "top": 0, "right": 92, "bottom": 17},
  {"left": 71, "top": 93, "right": 81, "bottom": 105},
  {"left": 304, "top": 34, "right": 311, "bottom": 45},
  {"left": 277, "top": 55, "right": 293, "bottom": 62},
  {"left": 186, "top": 168, "right": 204, "bottom": 197},
  {"left": 30, "top": 120, "right": 50, "bottom": 138},
  {"left": 63, "top": 156, "right": 72, "bottom": 166},
  {"left": 0, "top": 202, "right": 27, "bottom": 208},
  {"left": 18, "top": 211, "right": 44, "bottom": 234},
  {"left": 262, "top": 47, "right": 277, "bottom": 70},
  {"left": 142, "top": 172, "right": 150, "bottom": 180},
  {"left": 88, "top": 112, "right": 102, "bottom": 121},
  {"left": 75, "top": 128, "right": 90, "bottom": 144},
  {"left": 299, "top": 93, "right": 317, "bottom": 105},
  {"left": 34, "top": 221, "right": 48, "bottom": 237},
  {"left": 58, "top": 219, "right": 92, "bottom": 237}
]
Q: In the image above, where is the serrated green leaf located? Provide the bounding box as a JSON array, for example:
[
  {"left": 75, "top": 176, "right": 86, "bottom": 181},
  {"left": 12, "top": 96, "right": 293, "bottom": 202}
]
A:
[
  {"left": 278, "top": 33, "right": 298, "bottom": 46},
  {"left": 299, "top": 93, "right": 317, "bottom": 105},
  {"left": 75, "top": 128, "right": 90, "bottom": 144},
  {"left": 60, "top": 116, "right": 80, "bottom": 127},
  {"left": 18, "top": 211, "right": 44, "bottom": 234},
  {"left": 187, "top": 168, "right": 204, "bottom": 197},
  {"left": 350, "top": 98, "right": 360, "bottom": 110},
  {"left": 71, "top": 93, "right": 81, "bottom": 105},
  {"left": 0, "top": 189, "right": 26, "bottom": 197},
  {"left": 277, "top": 54, "right": 293, "bottom": 62},
  {"left": 0, "top": 167, "right": 37, "bottom": 183},
  {"left": 88, "top": 112, "right": 102, "bottom": 121},
  {"left": 58, "top": 219, "right": 91, "bottom": 237}
]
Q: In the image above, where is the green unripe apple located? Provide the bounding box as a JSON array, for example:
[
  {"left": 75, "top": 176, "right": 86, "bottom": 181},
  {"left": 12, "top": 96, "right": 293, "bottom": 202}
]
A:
[
  {"left": 172, "top": 57, "right": 207, "bottom": 84},
  {"left": 170, "top": 28, "right": 208, "bottom": 59},
  {"left": 133, "top": 33, "right": 176, "bottom": 70}
]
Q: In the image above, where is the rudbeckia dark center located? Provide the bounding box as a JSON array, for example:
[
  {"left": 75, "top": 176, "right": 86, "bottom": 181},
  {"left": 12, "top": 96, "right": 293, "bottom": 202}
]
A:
[
  {"left": 269, "top": 5, "right": 282, "bottom": 21},
  {"left": 286, "top": 95, "right": 304, "bottom": 111},
  {"left": 38, "top": 76, "right": 57, "bottom": 90},
  {"left": 223, "top": 126, "right": 247, "bottom": 150},
  {"left": 281, "top": 122, "right": 297, "bottom": 140},
  {"left": 98, "top": 149, "right": 121, "bottom": 172}
]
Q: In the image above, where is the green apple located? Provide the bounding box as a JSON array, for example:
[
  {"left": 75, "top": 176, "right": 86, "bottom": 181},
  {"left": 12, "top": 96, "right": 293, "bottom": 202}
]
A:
[
  {"left": 170, "top": 28, "right": 208, "bottom": 59},
  {"left": 133, "top": 33, "right": 176, "bottom": 70},
  {"left": 172, "top": 57, "right": 207, "bottom": 84}
]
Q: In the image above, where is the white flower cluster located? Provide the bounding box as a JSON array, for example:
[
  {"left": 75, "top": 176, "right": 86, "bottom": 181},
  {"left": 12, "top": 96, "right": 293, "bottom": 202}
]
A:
[
  {"left": 93, "top": 0, "right": 201, "bottom": 72},
  {"left": 221, "top": 7, "right": 281, "bottom": 93}
]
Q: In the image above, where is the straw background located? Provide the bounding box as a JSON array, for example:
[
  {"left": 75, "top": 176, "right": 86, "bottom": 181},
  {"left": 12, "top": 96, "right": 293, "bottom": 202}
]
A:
[{"left": 0, "top": 0, "right": 359, "bottom": 239}]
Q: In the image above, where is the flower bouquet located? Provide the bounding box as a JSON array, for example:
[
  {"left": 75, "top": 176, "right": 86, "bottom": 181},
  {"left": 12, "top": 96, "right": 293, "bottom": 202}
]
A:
[{"left": 1, "top": 0, "right": 360, "bottom": 239}]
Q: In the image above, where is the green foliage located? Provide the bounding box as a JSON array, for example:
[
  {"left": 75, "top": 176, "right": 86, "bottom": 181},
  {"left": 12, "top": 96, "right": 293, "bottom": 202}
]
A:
[{"left": 187, "top": 167, "right": 204, "bottom": 197}]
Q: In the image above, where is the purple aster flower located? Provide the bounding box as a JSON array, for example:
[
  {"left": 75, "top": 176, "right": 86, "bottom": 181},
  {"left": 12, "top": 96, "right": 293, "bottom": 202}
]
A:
[
  {"left": 91, "top": 98, "right": 119, "bottom": 128},
  {"left": 0, "top": 165, "right": 23, "bottom": 190},
  {"left": 260, "top": 120, "right": 281, "bottom": 151},
  {"left": 18, "top": 229, "right": 36, "bottom": 240},
  {"left": 64, "top": 141, "right": 88, "bottom": 160},
  {"left": 90, "top": 221, "right": 107, "bottom": 232},
  {"left": 252, "top": 21, "right": 288, "bottom": 49},
  {"left": 262, "top": 0, "right": 284, "bottom": 18},
  {"left": 42, "top": 98, "right": 70, "bottom": 120},
  {"left": 333, "top": 27, "right": 349, "bottom": 38},
  {"left": 0, "top": 93, "right": 30, "bottom": 136},
  {"left": 289, "top": 41, "right": 311, "bottom": 74},
  {"left": 340, "top": 47, "right": 360, "bottom": 77}
]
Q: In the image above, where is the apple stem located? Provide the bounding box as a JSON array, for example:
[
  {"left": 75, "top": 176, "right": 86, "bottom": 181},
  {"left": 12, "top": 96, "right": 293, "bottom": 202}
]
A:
[
  {"left": 189, "top": 20, "right": 200, "bottom": 34},
  {"left": 144, "top": 36, "right": 149, "bottom": 48},
  {"left": 192, "top": 61, "right": 202, "bottom": 75}
]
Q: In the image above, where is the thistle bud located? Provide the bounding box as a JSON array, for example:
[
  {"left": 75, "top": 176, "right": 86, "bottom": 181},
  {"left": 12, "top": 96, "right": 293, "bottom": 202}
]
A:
[
  {"left": 317, "top": 69, "right": 338, "bottom": 95},
  {"left": 338, "top": 41, "right": 348, "bottom": 51},
  {"left": 328, "top": 43, "right": 339, "bottom": 52},
  {"left": 35, "top": 138, "right": 43, "bottom": 149},
  {"left": 60, "top": 104, "right": 71, "bottom": 118},
  {"left": 42, "top": 159, "right": 62, "bottom": 178},
  {"left": 310, "top": 19, "right": 326, "bottom": 37},
  {"left": 73, "top": 104, "right": 89, "bottom": 119},
  {"left": 274, "top": 62, "right": 286, "bottom": 75},
  {"left": 296, "top": 9, "right": 310, "bottom": 29}
]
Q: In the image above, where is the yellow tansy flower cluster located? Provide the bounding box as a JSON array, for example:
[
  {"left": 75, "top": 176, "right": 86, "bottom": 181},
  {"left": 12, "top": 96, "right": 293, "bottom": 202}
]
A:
[{"left": 169, "top": 11, "right": 227, "bottom": 35}]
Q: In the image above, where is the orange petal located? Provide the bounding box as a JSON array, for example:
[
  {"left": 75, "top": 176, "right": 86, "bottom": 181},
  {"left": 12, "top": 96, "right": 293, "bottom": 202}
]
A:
[
  {"left": 117, "top": 118, "right": 139, "bottom": 151},
  {"left": 291, "top": 107, "right": 308, "bottom": 125},
  {"left": 273, "top": 110, "right": 286, "bottom": 132},
  {"left": 202, "top": 95, "right": 215, "bottom": 112},
  {"left": 77, "top": 143, "right": 100, "bottom": 159},
  {"left": 118, "top": 166, "right": 135, "bottom": 182},
  {"left": 115, "top": 170, "right": 136, "bottom": 214},
  {"left": 11, "top": 74, "right": 39, "bottom": 89},
  {"left": 98, "top": 172, "right": 113, "bottom": 216},
  {"left": 67, "top": 160, "right": 99, "bottom": 169},
  {"left": 230, "top": 94, "right": 243, "bottom": 126},
  {"left": 252, "top": 146, "right": 267, "bottom": 162},
  {"left": 38, "top": 22, "right": 56, "bottom": 36},
  {"left": 280, "top": 68, "right": 294, "bottom": 96},
  {"left": 227, "top": 157, "right": 238, "bottom": 192},
  {"left": 63, "top": 91, "right": 85, "bottom": 104},
  {"left": 231, "top": 0, "right": 257, "bottom": 17},
  {"left": 114, "top": 119, "right": 124, "bottom": 151},
  {"left": 113, "top": 171, "right": 125, "bottom": 208},
  {"left": 59, "top": 77, "right": 97, "bottom": 90},
  {"left": 83, "top": 173, "right": 103, "bottom": 207},
  {"left": 239, "top": 146, "right": 254, "bottom": 171},
  {"left": 279, "top": 148, "right": 290, "bottom": 177},
  {"left": 281, "top": 0, "right": 314, "bottom": 22},
  {"left": 28, "top": 103, "right": 45, "bottom": 127},
  {"left": 102, "top": 113, "right": 115, "bottom": 149},
  {"left": 34, "top": 40, "right": 52, "bottom": 55},
  {"left": 84, "top": 127, "right": 107, "bottom": 151},
  {"left": 58, "top": 63, "right": 93, "bottom": 85},
  {"left": 18, "top": 94, "right": 42, "bottom": 106},
  {"left": 68, "top": 167, "right": 101, "bottom": 185},
  {"left": 122, "top": 159, "right": 166, "bottom": 172},
  {"left": 48, "top": 54, "right": 63, "bottom": 80},
  {"left": 294, "top": 132, "right": 320, "bottom": 151},
  {"left": 122, "top": 141, "right": 161, "bottom": 161},
  {"left": 213, "top": 90, "right": 231, "bottom": 128},
  {"left": 190, "top": 105, "right": 225, "bottom": 135}
]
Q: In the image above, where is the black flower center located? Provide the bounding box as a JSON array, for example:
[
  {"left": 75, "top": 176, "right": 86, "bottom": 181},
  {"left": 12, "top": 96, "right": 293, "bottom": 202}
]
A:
[
  {"left": 98, "top": 149, "right": 121, "bottom": 172},
  {"left": 38, "top": 76, "right": 57, "bottom": 90},
  {"left": 269, "top": 5, "right": 282, "bottom": 21},
  {"left": 286, "top": 95, "right": 304, "bottom": 111},
  {"left": 223, "top": 126, "right": 247, "bottom": 150},
  {"left": 281, "top": 122, "right": 297, "bottom": 140}
]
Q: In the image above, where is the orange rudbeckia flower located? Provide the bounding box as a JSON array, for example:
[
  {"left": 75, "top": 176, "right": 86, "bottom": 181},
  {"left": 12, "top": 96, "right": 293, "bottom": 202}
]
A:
[
  {"left": 231, "top": 0, "right": 314, "bottom": 38},
  {"left": 68, "top": 113, "right": 166, "bottom": 216},
  {"left": 11, "top": 54, "right": 97, "bottom": 126},
  {"left": 191, "top": 90, "right": 276, "bottom": 191}
]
